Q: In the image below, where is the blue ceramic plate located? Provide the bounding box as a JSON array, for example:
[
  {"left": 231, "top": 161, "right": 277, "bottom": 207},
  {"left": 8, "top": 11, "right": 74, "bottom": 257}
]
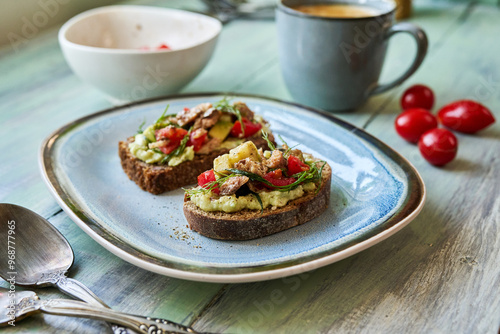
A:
[{"left": 40, "top": 93, "right": 425, "bottom": 283}]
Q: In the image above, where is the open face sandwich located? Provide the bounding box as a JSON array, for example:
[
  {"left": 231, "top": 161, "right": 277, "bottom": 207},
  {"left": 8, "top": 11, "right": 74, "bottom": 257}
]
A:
[
  {"left": 119, "top": 99, "right": 275, "bottom": 194},
  {"left": 183, "top": 137, "right": 331, "bottom": 240}
]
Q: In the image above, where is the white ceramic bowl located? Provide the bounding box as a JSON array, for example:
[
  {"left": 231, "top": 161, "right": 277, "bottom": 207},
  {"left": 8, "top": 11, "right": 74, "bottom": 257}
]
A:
[{"left": 59, "top": 5, "right": 222, "bottom": 102}]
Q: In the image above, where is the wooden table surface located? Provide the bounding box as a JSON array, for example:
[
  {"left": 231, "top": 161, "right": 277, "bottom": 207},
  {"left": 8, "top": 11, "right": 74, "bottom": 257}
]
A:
[{"left": 1, "top": 0, "right": 499, "bottom": 333}]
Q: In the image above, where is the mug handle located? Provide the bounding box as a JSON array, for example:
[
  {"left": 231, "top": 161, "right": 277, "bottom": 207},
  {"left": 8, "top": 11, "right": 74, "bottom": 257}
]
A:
[{"left": 370, "top": 22, "right": 428, "bottom": 95}]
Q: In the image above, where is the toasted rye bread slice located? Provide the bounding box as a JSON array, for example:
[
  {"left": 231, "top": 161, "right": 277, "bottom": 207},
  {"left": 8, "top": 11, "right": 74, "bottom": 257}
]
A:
[
  {"left": 118, "top": 135, "right": 274, "bottom": 194},
  {"left": 183, "top": 163, "right": 331, "bottom": 240}
]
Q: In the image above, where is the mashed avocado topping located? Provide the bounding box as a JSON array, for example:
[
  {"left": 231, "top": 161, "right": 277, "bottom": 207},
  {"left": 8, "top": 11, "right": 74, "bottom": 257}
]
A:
[
  {"left": 168, "top": 146, "right": 194, "bottom": 167},
  {"left": 190, "top": 182, "right": 316, "bottom": 213},
  {"left": 129, "top": 134, "right": 195, "bottom": 166},
  {"left": 128, "top": 134, "right": 164, "bottom": 164},
  {"left": 128, "top": 99, "right": 269, "bottom": 166}
]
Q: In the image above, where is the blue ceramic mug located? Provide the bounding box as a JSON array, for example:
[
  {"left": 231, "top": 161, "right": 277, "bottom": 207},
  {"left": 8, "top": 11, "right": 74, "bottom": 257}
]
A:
[{"left": 276, "top": 0, "right": 428, "bottom": 111}]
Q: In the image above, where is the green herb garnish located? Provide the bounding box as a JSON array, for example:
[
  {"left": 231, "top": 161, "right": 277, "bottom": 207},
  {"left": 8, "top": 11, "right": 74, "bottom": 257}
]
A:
[
  {"left": 262, "top": 132, "right": 276, "bottom": 151},
  {"left": 277, "top": 135, "right": 299, "bottom": 158},
  {"left": 155, "top": 105, "right": 170, "bottom": 124},
  {"left": 152, "top": 105, "right": 178, "bottom": 130},
  {"left": 152, "top": 148, "right": 163, "bottom": 155},
  {"left": 137, "top": 119, "right": 146, "bottom": 134},
  {"left": 250, "top": 190, "right": 264, "bottom": 213},
  {"left": 213, "top": 96, "right": 245, "bottom": 136}
]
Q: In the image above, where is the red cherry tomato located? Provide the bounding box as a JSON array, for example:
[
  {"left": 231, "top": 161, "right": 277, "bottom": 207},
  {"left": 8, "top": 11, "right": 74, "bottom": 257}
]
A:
[
  {"left": 158, "top": 141, "right": 180, "bottom": 155},
  {"left": 230, "top": 118, "right": 262, "bottom": 138},
  {"left": 266, "top": 169, "right": 283, "bottom": 179},
  {"left": 155, "top": 126, "right": 188, "bottom": 142},
  {"left": 395, "top": 108, "right": 438, "bottom": 143},
  {"left": 263, "top": 170, "right": 296, "bottom": 188},
  {"left": 155, "top": 126, "right": 189, "bottom": 154},
  {"left": 197, "top": 169, "right": 219, "bottom": 194},
  {"left": 437, "top": 100, "right": 495, "bottom": 133},
  {"left": 287, "top": 155, "right": 310, "bottom": 175},
  {"left": 188, "top": 129, "right": 207, "bottom": 152},
  {"left": 401, "top": 84, "right": 435, "bottom": 110},
  {"left": 418, "top": 128, "right": 458, "bottom": 166}
]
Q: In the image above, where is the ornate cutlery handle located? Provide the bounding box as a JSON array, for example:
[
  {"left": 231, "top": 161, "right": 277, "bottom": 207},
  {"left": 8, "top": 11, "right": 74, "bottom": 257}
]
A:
[
  {"left": 52, "top": 274, "right": 135, "bottom": 333},
  {"left": 54, "top": 276, "right": 107, "bottom": 307},
  {"left": 40, "top": 298, "right": 201, "bottom": 334}
]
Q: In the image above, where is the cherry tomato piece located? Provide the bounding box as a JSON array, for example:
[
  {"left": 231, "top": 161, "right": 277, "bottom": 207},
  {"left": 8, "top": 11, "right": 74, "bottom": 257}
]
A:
[
  {"left": 197, "top": 169, "right": 219, "bottom": 194},
  {"left": 437, "top": 100, "right": 495, "bottom": 133},
  {"left": 155, "top": 126, "right": 188, "bottom": 142},
  {"left": 230, "top": 118, "right": 263, "bottom": 138},
  {"left": 266, "top": 169, "right": 283, "bottom": 179},
  {"left": 264, "top": 176, "right": 297, "bottom": 187},
  {"left": 395, "top": 108, "right": 438, "bottom": 143},
  {"left": 188, "top": 129, "right": 207, "bottom": 152},
  {"left": 263, "top": 170, "right": 296, "bottom": 188},
  {"left": 158, "top": 141, "right": 180, "bottom": 155},
  {"left": 401, "top": 84, "right": 435, "bottom": 110},
  {"left": 418, "top": 128, "right": 458, "bottom": 166},
  {"left": 155, "top": 126, "right": 189, "bottom": 155},
  {"left": 287, "top": 155, "right": 310, "bottom": 175}
]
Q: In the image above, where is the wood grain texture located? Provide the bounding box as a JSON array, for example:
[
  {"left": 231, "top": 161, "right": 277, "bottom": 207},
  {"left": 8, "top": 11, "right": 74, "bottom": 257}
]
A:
[{"left": 1, "top": 0, "right": 499, "bottom": 333}]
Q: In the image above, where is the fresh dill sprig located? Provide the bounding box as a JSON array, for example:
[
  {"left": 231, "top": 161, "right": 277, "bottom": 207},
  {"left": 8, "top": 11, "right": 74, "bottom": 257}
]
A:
[
  {"left": 277, "top": 135, "right": 299, "bottom": 157},
  {"left": 173, "top": 128, "right": 192, "bottom": 155},
  {"left": 152, "top": 105, "right": 178, "bottom": 129},
  {"left": 152, "top": 148, "right": 163, "bottom": 155},
  {"left": 155, "top": 105, "right": 170, "bottom": 124},
  {"left": 278, "top": 134, "right": 289, "bottom": 148},
  {"left": 225, "top": 169, "right": 301, "bottom": 192},
  {"left": 137, "top": 119, "right": 146, "bottom": 134},
  {"left": 284, "top": 144, "right": 299, "bottom": 157},
  {"left": 314, "top": 160, "right": 327, "bottom": 194},
  {"left": 262, "top": 132, "right": 275, "bottom": 151},
  {"left": 213, "top": 96, "right": 245, "bottom": 136},
  {"left": 250, "top": 190, "right": 264, "bottom": 213}
]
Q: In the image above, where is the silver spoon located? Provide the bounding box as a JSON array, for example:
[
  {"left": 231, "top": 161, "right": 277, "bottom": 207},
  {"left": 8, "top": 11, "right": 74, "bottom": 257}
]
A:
[
  {"left": 0, "top": 287, "right": 197, "bottom": 333},
  {"left": 0, "top": 203, "right": 201, "bottom": 334}
]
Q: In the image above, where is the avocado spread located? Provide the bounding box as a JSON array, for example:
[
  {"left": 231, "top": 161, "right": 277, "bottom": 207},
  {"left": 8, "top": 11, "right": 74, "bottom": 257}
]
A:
[
  {"left": 128, "top": 133, "right": 194, "bottom": 166},
  {"left": 190, "top": 182, "right": 316, "bottom": 213},
  {"left": 128, "top": 134, "right": 164, "bottom": 164}
]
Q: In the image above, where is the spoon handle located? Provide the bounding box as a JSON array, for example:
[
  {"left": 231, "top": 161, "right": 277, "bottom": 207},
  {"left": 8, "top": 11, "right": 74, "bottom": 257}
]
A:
[
  {"left": 55, "top": 276, "right": 108, "bottom": 307},
  {"left": 55, "top": 276, "right": 135, "bottom": 333},
  {"left": 40, "top": 298, "right": 201, "bottom": 334}
]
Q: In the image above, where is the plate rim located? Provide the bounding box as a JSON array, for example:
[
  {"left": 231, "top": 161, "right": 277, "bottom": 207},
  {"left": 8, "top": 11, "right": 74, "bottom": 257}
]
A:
[{"left": 39, "top": 92, "right": 426, "bottom": 283}]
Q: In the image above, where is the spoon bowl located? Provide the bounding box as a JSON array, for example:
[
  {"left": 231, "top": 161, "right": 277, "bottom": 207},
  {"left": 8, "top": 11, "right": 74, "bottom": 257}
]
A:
[{"left": 0, "top": 203, "right": 73, "bottom": 287}]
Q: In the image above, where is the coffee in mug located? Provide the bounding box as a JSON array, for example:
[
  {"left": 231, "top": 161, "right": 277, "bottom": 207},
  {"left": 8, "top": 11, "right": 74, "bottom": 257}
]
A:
[
  {"left": 291, "top": 4, "right": 381, "bottom": 18},
  {"left": 276, "top": 0, "right": 428, "bottom": 111}
]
